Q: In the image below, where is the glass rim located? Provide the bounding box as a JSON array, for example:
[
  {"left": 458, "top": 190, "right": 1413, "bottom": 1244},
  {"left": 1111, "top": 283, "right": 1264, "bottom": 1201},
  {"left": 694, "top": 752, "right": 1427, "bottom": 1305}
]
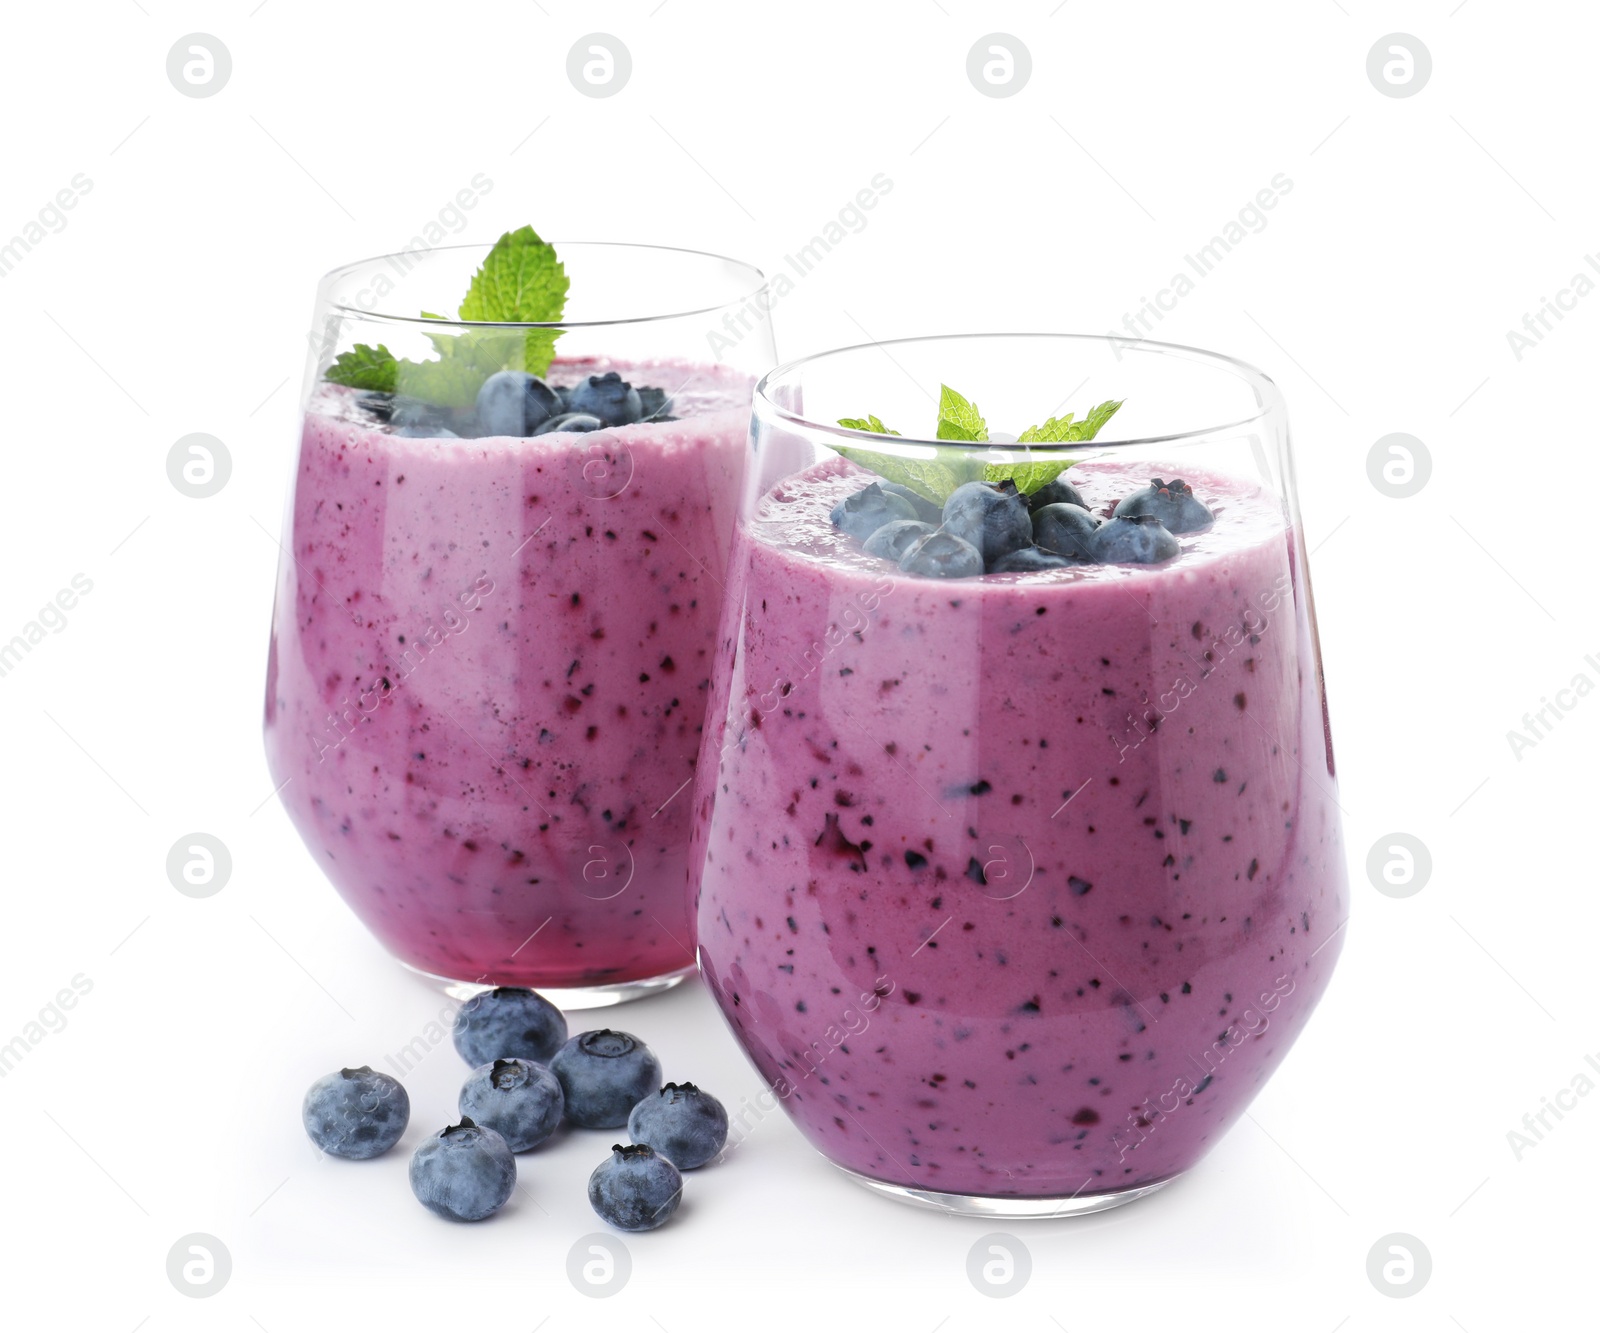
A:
[
  {"left": 318, "top": 239, "right": 770, "bottom": 330},
  {"left": 754, "top": 331, "right": 1283, "bottom": 451}
]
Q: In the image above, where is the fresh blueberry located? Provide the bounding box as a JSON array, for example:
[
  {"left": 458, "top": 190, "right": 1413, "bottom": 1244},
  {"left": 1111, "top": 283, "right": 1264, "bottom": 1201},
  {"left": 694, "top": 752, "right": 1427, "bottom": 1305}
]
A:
[
  {"left": 1113, "top": 477, "right": 1214, "bottom": 533},
  {"left": 567, "top": 372, "right": 644, "bottom": 427},
  {"left": 898, "top": 530, "right": 984, "bottom": 578},
  {"left": 878, "top": 482, "right": 944, "bottom": 525},
  {"left": 533, "top": 412, "right": 607, "bottom": 435},
  {"left": 1031, "top": 502, "right": 1100, "bottom": 560},
  {"left": 989, "top": 545, "right": 1073, "bottom": 573},
  {"left": 458, "top": 1058, "right": 565, "bottom": 1152},
  {"left": 408, "top": 1118, "right": 516, "bottom": 1222},
  {"left": 627, "top": 1081, "right": 729, "bottom": 1169},
  {"left": 1026, "top": 475, "right": 1088, "bottom": 512},
  {"left": 862, "top": 518, "right": 934, "bottom": 562},
  {"left": 551, "top": 1029, "right": 663, "bottom": 1129},
  {"left": 301, "top": 1066, "right": 410, "bottom": 1160},
  {"left": 452, "top": 987, "right": 567, "bottom": 1067},
  {"left": 830, "top": 483, "right": 919, "bottom": 543},
  {"left": 1090, "top": 513, "right": 1181, "bottom": 564},
  {"left": 587, "top": 1143, "right": 683, "bottom": 1232},
  {"left": 637, "top": 385, "right": 672, "bottom": 421},
  {"left": 940, "top": 480, "right": 1032, "bottom": 564},
  {"left": 474, "top": 370, "right": 562, "bottom": 437}
]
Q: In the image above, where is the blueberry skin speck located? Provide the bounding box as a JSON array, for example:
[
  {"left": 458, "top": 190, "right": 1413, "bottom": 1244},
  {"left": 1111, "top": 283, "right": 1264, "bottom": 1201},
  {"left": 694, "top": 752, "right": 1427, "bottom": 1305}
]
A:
[
  {"left": 1090, "top": 513, "right": 1181, "bottom": 564},
  {"left": 533, "top": 411, "right": 606, "bottom": 435},
  {"left": 567, "top": 372, "right": 644, "bottom": 427},
  {"left": 862, "top": 518, "right": 935, "bottom": 562},
  {"left": 941, "top": 481, "right": 1032, "bottom": 564},
  {"left": 1113, "top": 477, "right": 1214, "bottom": 533},
  {"left": 408, "top": 1118, "right": 516, "bottom": 1221},
  {"left": 551, "top": 1030, "right": 663, "bottom": 1129},
  {"left": 627, "top": 1081, "right": 729, "bottom": 1169},
  {"left": 475, "top": 370, "right": 562, "bottom": 437},
  {"left": 899, "top": 529, "right": 984, "bottom": 578},
  {"left": 878, "top": 482, "right": 944, "bottom": 525},
  {"left": 1026, "top": 475, "right": 1089, "bottom": 513},
  {"left": 452, "top": 987, "right": 567, "bottom": 1067},
  {"left": 989, "top": 545, "right": 1072, "bottom": 573},
  {"left": 302, "top": 1066, "right": 410, "bottom": 1160},
  {"left": 458, "top": 1058, "right": 565, "bottom": 1152},
  {"left": 588, "top": 1143, "right": 683, "bottom": 1231},
  {"left": 1031, "top": 502, "right": 1100, "bottom": 560},
  {"left": 831, "top": 483, "right": 919, "bottom": 542}
]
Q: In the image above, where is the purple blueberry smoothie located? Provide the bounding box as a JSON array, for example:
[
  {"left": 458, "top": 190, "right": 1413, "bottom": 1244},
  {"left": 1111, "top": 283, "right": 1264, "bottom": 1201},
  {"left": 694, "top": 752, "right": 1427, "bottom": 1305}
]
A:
[
  {"left": 263, "top": 356, "right": 752, "bottom": 989},
  {"left": 690, "top": 456, "right": 1347, "bottom": 1201}
]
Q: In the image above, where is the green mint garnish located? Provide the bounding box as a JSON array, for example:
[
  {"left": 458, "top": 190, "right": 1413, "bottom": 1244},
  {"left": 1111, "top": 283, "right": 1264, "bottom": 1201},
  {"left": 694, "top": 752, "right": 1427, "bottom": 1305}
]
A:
[
  {"left": 935, "top": 383, "right": 987, "bottom": 442},
  {"left": 833, "top": 388, "right": 1125, "bottom": 504},
  {"left": 325, "top": 225, "right": 569, "bottom": 398}
]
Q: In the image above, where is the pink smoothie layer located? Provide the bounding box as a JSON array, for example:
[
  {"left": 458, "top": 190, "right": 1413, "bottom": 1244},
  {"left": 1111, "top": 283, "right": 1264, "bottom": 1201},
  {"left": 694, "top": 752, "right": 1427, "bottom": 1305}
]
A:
[
  {"left": 690, "top": 456, "right": 1347, "bottom": 1198},
  {"left": 264, "top": 357, "right": 752, "bottom": 987}
]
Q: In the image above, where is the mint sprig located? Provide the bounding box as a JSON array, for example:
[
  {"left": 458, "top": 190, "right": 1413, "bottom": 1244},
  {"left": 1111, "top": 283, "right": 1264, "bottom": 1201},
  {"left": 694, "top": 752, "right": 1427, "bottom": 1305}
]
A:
[
  {"left": 325, "top": 226, "right": 569, "bottom": 398},
  {"left": 834, "top": 387, "right": 1125, "bottom": 503}
]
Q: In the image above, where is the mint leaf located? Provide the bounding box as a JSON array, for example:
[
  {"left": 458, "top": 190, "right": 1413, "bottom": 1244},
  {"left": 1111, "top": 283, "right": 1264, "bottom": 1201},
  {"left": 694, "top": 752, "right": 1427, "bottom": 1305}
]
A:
[
  {"left": 457, "top": 225, "right": 569, "bottom": 376},
  {"left": 982, "top": 458, "right": 1071, "bottom": 494},
  {"left": 1020, "top": 398, "right": 1123, "bottom": 443},
  {"left": 326, "top": 343, "right": 397, "bottom": 392},
  {"left": 935, "top": 384, "right": 988, "bottom": 442},
  {"left": 392, "top": 356, "right": 486, "bottom": 409},
  {"left": 833, "top": 446, "right": 978, "bottom": 503},
  {"left": 837, "top": 414, "right": 901, "bottom": 436}
]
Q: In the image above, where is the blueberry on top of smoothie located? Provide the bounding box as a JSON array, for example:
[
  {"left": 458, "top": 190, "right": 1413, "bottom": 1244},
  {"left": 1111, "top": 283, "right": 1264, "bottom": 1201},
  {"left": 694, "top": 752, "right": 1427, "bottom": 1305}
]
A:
[
  {"left": 878, "top": 482, "right": 944, "bottom": 525},
  {"left": 1090, "top": 513, "right": 1180, "bottom": 565},
  {"left": 568, "top": 371, "right": 644, "bottom": 427},
  {"left": 941, "top": 480, "right": 1032, "bottom": 565},
  {"left": 1031, "top": 502, "right": 1100, "bottom": 560},
  {"left": 989, "top": 545, "right": 1071, "bottom": 573},
  {"left": 534, "top": 411, "right": 606, "bottom": 435},
  {"left": 1114, "top": 478, "right": 1214, "bottom": 533},
  {"left": 863, "top": 518, "right": 935, "bottom": 563},
  {"left": 831, "top": 483, "right": 919, "bottom": 542},
  {"left": 899, "top": 529, "right": 984, "bottom": 578},
  {"left": 1026, "top": 475, "right": 1089, "bottom": 513},
  {"left": 475, "top": 370, "right": 562, "bottom": 437}
]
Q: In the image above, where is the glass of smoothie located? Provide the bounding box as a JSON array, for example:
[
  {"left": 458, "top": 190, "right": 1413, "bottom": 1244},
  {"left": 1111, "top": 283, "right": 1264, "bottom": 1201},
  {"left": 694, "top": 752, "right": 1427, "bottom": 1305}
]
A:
[
  {"left": 263, "top": 233, "right": 774, "bottom": 1006},
  {"left": 689, "top": 332, "right": 1347, "bottom": 1215}
]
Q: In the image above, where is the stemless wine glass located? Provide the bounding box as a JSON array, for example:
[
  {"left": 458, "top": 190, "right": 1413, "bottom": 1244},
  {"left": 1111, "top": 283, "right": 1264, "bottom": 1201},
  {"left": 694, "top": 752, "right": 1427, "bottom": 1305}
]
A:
[
  {"left": 689, "top": 333, "right": 1347, "bottom": 1215},
  {"left": 263, "top": 241, "right": 775, "bottom": 1006}
]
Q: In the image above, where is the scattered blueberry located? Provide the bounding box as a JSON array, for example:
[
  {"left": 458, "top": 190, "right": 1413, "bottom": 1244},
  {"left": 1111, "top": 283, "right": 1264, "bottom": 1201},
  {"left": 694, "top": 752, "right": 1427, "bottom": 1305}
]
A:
[
  {"left": 878, "top": 482, "right": 944, "bottom": 525},
  {"left": 1026, "top": 475, "right": 1088, "bottom": 512},
  {"left": 302, "top": 1066, "right": 410, "bottom": 1160},
  {"left": 941, "top": 480, "right": 1032, "bottom": 564},
  {"left": 1031, "top": 502, "right": 1100, "bottom": 560},
  {"left": 862, "top": 518, "right": 935, "bottom": 562},
  {"left": 458, "top": 1058, "right": 565, "bottom": 1152},
  {"left": 1113, "top": 477, "right": 1214, "bottom": 533},
  {"left": 567, "top": 371, "right": 643, "bottom": 427},
  {"left": 533, "top": 412, "right": 606, "bottom": 435},
  {"left": 587, "top": 1143, "right": 683, "bottom": 1232},
  {"left": 627, "top": 1081, "right": 729, "bottom": 1169},
  {"left": 989, "top": 545, "right": 1073, "bottom": 573},
  {"left": 830, "top": 483, "right": 919, "bottom": 542},
  {"left": 475, "top": 370, "right": 562, "bottom": 437},
  {"left": 408, "top": 1118, "right": 516, "bottom": 1222},
  {"left": 551, "top": 1029, "right": 663, "bottom": 1129},
  {"left": 637, "top": 385, "right": 672, "bottom": 421},
  {"left": 452, "top": 987, "right": 567, "bottom": 1067},
  {"left": 899, "top": 529, "right": 984, "bottom": 578},
  {"left": 1090, "top": 513, "right": 1180, "bottom": 564}
]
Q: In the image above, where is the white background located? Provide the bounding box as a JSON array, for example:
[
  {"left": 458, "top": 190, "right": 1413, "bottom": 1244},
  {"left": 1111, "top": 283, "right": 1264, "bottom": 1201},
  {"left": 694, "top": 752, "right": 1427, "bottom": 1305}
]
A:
[{"left": 1, "top": 2, "right": 1593, "bottom": 1329}]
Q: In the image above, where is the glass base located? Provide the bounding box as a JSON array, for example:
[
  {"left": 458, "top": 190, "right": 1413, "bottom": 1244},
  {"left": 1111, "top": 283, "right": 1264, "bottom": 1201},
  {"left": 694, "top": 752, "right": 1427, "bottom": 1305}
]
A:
[
  {"left": 401, "top": 960, "right": 697, "bottom": 1010},
  {"left": 831, "top": 1162, "right": 1180, "bottom": 1218}
]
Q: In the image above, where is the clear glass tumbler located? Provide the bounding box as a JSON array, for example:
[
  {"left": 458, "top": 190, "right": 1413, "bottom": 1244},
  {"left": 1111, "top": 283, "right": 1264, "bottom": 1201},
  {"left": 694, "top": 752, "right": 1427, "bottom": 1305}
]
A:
[
  {"left": 264, "top": 241, "right": 775, "bottom": 1006},
  {"left": 689, "top": 333, "right": 1347, "bottom": 1214}
]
